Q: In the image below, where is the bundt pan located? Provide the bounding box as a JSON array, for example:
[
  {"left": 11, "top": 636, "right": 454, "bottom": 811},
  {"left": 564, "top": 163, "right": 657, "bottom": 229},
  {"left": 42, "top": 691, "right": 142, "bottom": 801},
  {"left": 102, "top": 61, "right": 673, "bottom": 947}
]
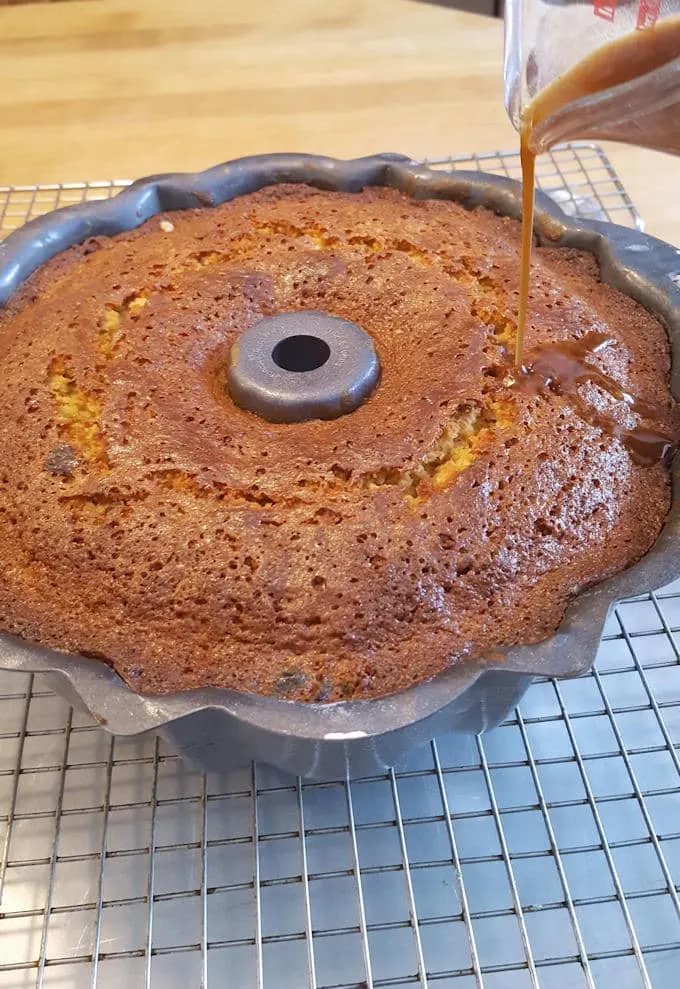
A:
[{"left": 0, "top": 154, "right": 679, "bottom": 779}]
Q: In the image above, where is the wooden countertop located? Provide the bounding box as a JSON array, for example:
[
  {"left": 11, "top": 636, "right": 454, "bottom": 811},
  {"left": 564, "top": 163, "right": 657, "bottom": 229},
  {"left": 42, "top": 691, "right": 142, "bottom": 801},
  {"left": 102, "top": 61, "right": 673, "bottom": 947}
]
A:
[{"left": 1, "top": 0, "right": 678, "bottom": 244}]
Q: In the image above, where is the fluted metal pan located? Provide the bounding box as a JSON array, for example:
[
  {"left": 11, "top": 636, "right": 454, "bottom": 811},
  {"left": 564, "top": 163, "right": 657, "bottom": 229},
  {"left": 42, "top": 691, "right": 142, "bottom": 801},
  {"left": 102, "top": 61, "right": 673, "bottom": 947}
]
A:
[{"left": 0, "top": 154, "right": 678, "bottom": 778}]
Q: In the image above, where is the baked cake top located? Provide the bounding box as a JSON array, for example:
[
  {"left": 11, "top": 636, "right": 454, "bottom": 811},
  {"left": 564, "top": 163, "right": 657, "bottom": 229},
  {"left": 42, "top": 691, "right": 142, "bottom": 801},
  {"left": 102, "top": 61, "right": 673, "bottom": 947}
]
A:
[{"left": 0, "top": 185, "right": 673, "bottom": 701}]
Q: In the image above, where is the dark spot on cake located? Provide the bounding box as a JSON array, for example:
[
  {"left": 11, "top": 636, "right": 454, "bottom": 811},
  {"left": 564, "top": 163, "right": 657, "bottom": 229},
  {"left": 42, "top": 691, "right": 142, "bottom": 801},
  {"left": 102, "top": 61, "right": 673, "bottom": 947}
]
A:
[
  {"left": 315, "top": 676, "right": 333, "bottom": 702},
  {"left": 45, "top": 443, "right": 79, "bottom": 477},
  {"left": 274, "top": 668, "right": 308, "bottom": 696},
  {"left": 535, "top": 518, "right": 555, "bottom": 536},
  {"left": 456, "top": 557, "right": 474, "bottom": 577},
  {"left": 81, "top": 237, "right": 107, "bottom": 256}
]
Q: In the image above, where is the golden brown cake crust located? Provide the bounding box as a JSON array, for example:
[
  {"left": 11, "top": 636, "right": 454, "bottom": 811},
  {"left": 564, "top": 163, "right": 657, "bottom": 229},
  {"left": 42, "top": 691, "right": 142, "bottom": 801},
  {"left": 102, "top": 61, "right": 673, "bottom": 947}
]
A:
[{"left": 0, "top": 186, "right": 674, "bottom": 701}]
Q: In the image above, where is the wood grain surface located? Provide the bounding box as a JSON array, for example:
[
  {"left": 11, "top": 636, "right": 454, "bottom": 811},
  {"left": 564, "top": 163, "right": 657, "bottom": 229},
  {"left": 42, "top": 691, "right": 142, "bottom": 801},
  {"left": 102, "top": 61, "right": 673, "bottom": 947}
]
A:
[{"left": 1, "top": 0, "right": 678, "bottom": 244}]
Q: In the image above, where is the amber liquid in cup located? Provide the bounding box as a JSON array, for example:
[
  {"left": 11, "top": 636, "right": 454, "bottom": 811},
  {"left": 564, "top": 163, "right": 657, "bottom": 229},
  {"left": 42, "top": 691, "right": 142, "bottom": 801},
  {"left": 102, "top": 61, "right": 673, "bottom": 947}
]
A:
[{"left": 516, "top": 16, "right": 680, "bottom": 365}]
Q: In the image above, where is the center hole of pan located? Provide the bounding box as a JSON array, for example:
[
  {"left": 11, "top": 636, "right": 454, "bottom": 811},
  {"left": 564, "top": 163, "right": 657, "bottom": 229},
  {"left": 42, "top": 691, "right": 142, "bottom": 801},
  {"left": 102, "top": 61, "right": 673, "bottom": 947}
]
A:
[{"left": 272, "top": 334, "right": 331, "bottom": 373}]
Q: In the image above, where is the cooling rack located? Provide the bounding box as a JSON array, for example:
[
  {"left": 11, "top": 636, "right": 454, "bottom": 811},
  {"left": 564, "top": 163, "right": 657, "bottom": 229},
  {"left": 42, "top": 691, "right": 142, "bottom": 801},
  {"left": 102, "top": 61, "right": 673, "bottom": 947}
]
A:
[{"left": 0, "top": 144, "right": 678, "bottom": 989}]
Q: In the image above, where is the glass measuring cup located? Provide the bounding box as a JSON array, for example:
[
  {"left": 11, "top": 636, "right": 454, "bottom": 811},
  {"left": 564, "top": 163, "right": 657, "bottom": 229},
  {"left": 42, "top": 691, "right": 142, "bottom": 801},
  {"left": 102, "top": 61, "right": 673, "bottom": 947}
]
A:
[{"left": 504, "top": 0, "right": 680, "bottom": 155}]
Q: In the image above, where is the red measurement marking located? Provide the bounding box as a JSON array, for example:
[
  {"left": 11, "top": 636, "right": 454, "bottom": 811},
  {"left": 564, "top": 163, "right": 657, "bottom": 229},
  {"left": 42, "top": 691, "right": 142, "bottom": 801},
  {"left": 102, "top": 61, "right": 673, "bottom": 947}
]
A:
[
  {"left": 636, "top": 0, "right": 661, "bottom": 29},
  {"left": 593, "top": 0, "right": 618, "bottom": 21}
]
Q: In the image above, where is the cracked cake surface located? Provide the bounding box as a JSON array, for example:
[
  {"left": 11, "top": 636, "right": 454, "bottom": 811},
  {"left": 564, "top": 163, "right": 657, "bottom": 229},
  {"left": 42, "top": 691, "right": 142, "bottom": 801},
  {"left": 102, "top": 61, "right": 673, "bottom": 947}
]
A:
[{"left": 0, "top": 184, "right": 674, "bottom": 701}]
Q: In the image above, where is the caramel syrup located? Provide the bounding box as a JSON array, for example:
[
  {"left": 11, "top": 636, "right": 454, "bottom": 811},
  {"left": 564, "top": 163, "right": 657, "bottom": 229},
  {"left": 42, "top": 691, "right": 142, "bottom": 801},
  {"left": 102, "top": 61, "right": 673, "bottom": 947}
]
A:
[
  {"left": 516, "top": 16, "right": 680, "bottom": 366},
  {"left": 516, "top": 138, "right": 535, "bottom": 365},
  {"left": 510, "top": 333, "right": 676, "bottom": 466}
]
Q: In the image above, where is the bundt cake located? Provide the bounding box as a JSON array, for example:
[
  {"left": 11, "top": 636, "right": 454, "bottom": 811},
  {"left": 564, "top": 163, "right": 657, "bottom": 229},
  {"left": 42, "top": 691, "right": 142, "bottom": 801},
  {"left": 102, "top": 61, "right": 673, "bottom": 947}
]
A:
[{"left": 0, "top": 184, "right": 674, "bottom": 701}]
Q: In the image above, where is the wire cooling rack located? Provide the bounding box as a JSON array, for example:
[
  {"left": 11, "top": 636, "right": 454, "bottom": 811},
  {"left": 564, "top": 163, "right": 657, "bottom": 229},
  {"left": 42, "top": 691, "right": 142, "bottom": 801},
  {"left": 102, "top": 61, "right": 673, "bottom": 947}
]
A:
[{"left": 0, "top": 144, "right": 678, "bottom": 989}]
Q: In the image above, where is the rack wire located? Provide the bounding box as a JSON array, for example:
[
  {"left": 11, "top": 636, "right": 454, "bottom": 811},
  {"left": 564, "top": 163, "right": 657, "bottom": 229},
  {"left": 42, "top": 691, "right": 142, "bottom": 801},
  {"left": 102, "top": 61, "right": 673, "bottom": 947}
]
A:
[{"left": 0, "top": 144, "right": 678, "bottom": 989}]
